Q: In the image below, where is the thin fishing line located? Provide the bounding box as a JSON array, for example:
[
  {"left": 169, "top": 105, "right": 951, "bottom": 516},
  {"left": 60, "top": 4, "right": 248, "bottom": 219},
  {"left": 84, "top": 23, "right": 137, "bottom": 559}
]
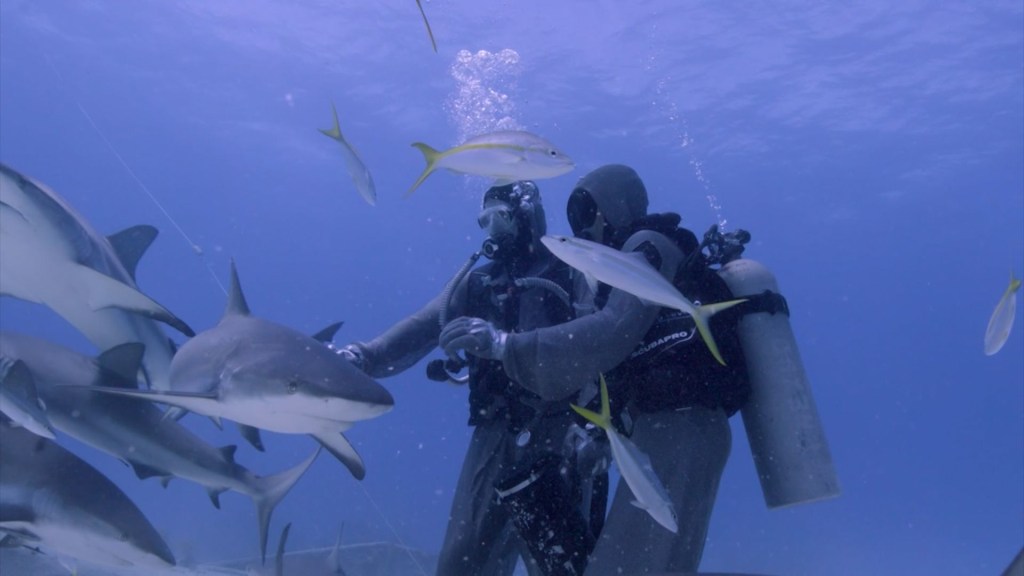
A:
[
  {"left": 40, "top": 51, "right": 228, "bottom": 296},
  {"left": 355, "top": 481, "right": 429, "bottom": 575}
]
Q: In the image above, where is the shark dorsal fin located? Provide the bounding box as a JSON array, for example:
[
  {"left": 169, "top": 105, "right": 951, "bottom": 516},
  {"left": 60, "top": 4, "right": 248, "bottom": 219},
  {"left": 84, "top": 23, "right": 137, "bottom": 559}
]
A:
[
  {"left": 96, "top": 343, "right": 145, "bottom": 387},
  {"left": 106, "top": 225, "right": 158, "bottom": 282},
  {"left": 219, "top": 444, "right": 238, "bottom": 464},
  {"left": 312, "top": 321, "right": 345, "bottom": 343},
  {"left": 128, "top": 459, "right": 168, "bottom": 481},
  {"left": 226, "top": 260, "right": 251, "bottom": 317}
]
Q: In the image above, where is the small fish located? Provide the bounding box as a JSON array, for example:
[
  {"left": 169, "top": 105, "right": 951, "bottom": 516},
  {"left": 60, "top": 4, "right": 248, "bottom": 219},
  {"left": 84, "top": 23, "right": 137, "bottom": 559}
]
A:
[
  {"left": 405, "top": 130, "right": 574, "bottom": 197},
  {"left": 571, "top": 375, "right": 678, "bottom": 534},
  {"left": 541, "top": 234, "right": 745, "bottom": 365},
  {"left": 415, "top": 0, "right": 437, "bottom": 53},
  {"left": 985, "top": 270, "right": 1021, "bottom": 356},
  {"left": 319, "top": 102, "right": 377, "bottom": 206}
]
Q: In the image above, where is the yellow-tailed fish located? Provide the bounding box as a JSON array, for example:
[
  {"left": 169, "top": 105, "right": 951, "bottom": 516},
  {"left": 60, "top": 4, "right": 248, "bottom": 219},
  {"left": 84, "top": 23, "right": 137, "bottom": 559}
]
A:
[
  {"left": 541, "top": 234, "right": 745, "bottom": 365},
  {"left": 571, "top": 375, "right": 678, "bottom": 534},
  {"left": 415, "top": 0, "right": 437, "bottom": 53},
  {"left": 319, "top": 102, "right": 376, "bottom": 206},
  {"left": 984, "top": 270, "right": 1020, "bottom": 356},
  {"left": 405, "top": 130, "right": 574, "bottom": 197}
]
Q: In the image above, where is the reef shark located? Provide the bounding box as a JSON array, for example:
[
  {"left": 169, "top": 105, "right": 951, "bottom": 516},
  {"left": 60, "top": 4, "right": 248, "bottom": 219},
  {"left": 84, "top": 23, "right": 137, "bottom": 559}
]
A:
[
  {"left": 0, "top": 331, "right": 317, "bottom": 563},
  {"left": 0, "top": 163, "right": 194, "bottom": 391},
  {"left": 0, "top": 417, "right": 176, "bottom": 569},
  {"left": 83, "top": 261, "right": 395, "bottom": 480}
]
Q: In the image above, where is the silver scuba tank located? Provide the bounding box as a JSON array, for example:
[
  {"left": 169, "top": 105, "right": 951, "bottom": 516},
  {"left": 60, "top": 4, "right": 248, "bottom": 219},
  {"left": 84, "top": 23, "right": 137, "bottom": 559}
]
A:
[{"left": 718, "top": 258, "right": 840, "bottom": 509}]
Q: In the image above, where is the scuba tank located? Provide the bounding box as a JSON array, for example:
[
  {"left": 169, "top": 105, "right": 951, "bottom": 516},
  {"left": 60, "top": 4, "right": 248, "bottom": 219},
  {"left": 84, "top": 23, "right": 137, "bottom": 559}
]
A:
[{"left": 718, "top": 256, "right": 840, "bottom": 508}]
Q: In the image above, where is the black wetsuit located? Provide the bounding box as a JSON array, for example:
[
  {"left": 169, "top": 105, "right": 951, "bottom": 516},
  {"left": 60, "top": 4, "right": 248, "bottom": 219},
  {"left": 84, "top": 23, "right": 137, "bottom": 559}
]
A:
[{"left": 496, "top": 165, "right": 748, "bottom": 574}]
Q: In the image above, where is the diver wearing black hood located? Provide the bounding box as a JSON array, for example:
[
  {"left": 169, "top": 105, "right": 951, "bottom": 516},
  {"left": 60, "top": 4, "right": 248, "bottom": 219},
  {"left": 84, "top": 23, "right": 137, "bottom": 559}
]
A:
[
  {"left": 442, "top": 165, "right": 749, "bottom": 574},
  {"left": 338, "top": 181, "right": 605, "bottom": 576}
]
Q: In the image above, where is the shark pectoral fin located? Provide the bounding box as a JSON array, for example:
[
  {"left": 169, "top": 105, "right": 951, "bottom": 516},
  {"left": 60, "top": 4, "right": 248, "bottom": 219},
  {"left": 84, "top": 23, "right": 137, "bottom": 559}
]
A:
[
  {"left": 207, "top": 488, "right": 227, "bottom": 509},
  {"left": 583, "top": 272, "right": 599, "bottom": 296},
  {"left": 75, "top": 264, "right": 195, "bottom": 336},
  {"left": 237, "top": 424, "right": 265, "bottom": 452},
  {"left": 310, "top": 431, "right": 365, "bottom": 480},
  {"left": 628, "top": 499, "right": 646, "bottom": 511}
]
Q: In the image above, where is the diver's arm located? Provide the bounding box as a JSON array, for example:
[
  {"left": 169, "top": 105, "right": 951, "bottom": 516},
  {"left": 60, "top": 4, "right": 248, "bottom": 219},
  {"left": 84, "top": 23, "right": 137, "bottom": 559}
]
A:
[
  {"left": 349, "top": 273, "right": 472, "bottom": 378},
  {"left": 501, "top": 229, "right": 683, "bottom": 400},
  {"left": 348, "top": 292, "right": 445, "bottom": 378},
  {"left": 502, "top": 289, "right": 660, "bottom": 400}
]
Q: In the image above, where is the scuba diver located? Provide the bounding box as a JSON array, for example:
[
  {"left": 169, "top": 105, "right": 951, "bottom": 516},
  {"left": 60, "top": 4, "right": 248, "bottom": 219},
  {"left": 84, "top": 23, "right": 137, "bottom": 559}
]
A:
[
  {"left": 444, "top": 164, "right": 836, "bottom": 574},
  {"left": 336, "top": 181, "right": 606, "bottom": 576}
]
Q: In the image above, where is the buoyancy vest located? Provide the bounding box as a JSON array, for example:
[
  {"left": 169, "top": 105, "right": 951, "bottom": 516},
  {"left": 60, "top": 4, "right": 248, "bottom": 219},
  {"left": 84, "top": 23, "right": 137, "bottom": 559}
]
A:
[
  {"left": 609, "top": 226, "right": 751, "bottom": 417},
  {"left": 464, "top": 255, "right": 576, "bottom": 428}
]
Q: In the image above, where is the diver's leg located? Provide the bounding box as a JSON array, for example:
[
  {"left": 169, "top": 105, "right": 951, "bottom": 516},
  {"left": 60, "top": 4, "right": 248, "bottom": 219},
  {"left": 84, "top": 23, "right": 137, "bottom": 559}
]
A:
[
  {"left": 584, "top": 407, "right": 730, "bottom": 575},
  {"left": 436, "top": 422, "right": 520, "bottom": 576}
]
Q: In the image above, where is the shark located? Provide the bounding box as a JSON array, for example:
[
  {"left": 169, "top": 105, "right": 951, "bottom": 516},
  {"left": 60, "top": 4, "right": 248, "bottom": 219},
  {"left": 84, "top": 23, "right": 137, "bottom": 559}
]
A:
[
  {"left": 0, "top": 417, "right": 176, "bottom": 569},
  {"left": 0, "top": 162, "right": 194, "bottom": 392},
  {"left": 82, "top": 261, "right": 395, "bottom": 480},
  {"left": 0, "top": 331, "right": 317, "bottom": 563}
]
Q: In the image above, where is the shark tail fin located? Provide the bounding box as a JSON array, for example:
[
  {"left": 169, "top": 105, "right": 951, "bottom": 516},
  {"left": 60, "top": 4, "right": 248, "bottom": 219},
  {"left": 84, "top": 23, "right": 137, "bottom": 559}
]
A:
[
  {"left": 318, "top": 102, "right": 344, "bottom": 142},
  {"left": 274, "top": 522, "right": 291, "bottom": 576},
  {"left": 693, "top": 298, "right": 748, "bottom": 366},
  {"left": 570, "top": 374, "right": 612, "bottom": 431},
  {"left": 405, "top": 143, "right": 441, "bottom": 197},
  {"left": 249, "top": 447, "right": 320, "bottom": 564}
]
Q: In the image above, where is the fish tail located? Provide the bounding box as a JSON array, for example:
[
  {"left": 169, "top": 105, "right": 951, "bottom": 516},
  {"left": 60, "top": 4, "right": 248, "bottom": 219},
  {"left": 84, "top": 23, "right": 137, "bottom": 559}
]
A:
[
  {"left": 694, "top": 298, "right": 746, "bottom": 366},
  {"left": 415, "top": 0, "right": 438, "bottom": 53},
  {"left": 249, "top": 447, "right": 320, "bottom": 564},
  {"left": 405, "top": 142, "right": 440, "bottom": 197},
  {"left": 570, "top": 374, "right": 612, "bottom": 430},
  {"left": 318, "top": 101, "right": 343, "bottom": 141}
]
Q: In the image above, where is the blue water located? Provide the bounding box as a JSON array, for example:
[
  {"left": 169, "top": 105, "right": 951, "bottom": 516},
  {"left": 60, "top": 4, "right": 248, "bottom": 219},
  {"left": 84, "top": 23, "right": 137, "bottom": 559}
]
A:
[{"left": 0, "top": 1, "right": 1021, "bottom": 574}]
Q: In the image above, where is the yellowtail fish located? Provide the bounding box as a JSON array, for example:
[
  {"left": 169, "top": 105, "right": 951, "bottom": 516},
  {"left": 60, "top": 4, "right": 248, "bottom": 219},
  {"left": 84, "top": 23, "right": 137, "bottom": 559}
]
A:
[
  {"left": 415, "top": 0, "right": 437, "bottom": 53},
  {"left": 405, "top": 130, "right": 574, "bottom": 197},
  {"left": 571, "top": 375, "right": 678, "bottom": 534},
  {"left": 984, "top": 270, "right": 1021, "bottom": 356},
  {"left": 319, "top": 102, "right": 377, "bottom": 206},
  {"left": 540, "top": 234, "right": 745, "bottom": 365}
]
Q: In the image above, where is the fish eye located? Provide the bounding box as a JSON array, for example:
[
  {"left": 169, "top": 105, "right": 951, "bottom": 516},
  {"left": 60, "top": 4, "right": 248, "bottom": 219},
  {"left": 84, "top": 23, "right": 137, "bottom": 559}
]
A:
[
  {"left": 549, "top": 149, "right": 558, "bottom": 156},
  {"left": 286, "top": 380, "right": 299, "bottom": 394}
]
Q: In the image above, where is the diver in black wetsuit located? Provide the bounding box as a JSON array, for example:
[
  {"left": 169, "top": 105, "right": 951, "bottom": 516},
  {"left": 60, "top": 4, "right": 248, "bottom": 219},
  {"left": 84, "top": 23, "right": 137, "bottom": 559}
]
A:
[
  {"left": 443, "top": 165, "right": 750, "bottom": 574},
  {"left": 337, "top": 181, "right": 605, "bottom": 576}
]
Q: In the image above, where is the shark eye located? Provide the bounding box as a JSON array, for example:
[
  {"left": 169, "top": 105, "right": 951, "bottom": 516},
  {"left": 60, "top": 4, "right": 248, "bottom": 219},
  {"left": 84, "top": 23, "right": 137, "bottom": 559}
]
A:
[{"left": 286, "top": 380, "right": 300, "bottom": 394}]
